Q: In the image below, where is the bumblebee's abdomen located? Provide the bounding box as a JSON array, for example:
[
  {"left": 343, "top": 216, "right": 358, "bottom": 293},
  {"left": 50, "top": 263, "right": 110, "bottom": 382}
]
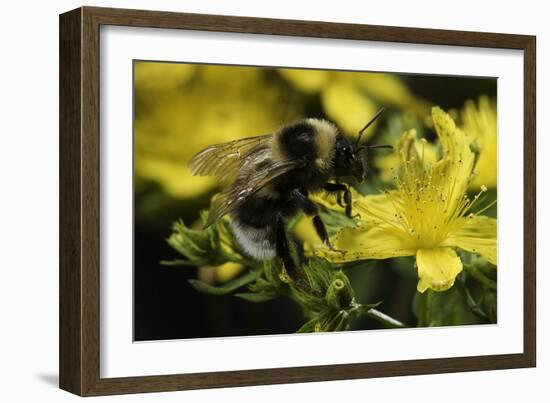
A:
[
  {"left": 229, "top": 219, "right": 276, "bottom": 260},
  {"left": 229, "top": 194, "right": 298, "bottom": 261}
]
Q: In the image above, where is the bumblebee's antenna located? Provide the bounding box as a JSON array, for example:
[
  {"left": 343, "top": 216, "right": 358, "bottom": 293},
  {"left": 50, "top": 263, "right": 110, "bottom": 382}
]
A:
[
  {"left": 357, "top": 144, "right": 393, "bottom": 151},
  {"left": 355, "top": 107, "right": 385, "bottom": 147}
]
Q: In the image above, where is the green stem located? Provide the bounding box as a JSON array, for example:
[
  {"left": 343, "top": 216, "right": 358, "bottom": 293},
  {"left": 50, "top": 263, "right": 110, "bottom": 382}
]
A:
[
  {"left": 349, "top": 302, "right": 408, "bottom": 328},
  {"left": 425, "top": 289, "right": 432, "bottom": 327},
  {"left": 366, "top": 308, "right": 408, "bottom": 328}
]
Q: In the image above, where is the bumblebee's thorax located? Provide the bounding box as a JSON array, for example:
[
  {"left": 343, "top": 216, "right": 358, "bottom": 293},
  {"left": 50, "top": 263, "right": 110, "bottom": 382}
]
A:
[{"left": 271, "top": 118, "right": 337, "bottom": 172}]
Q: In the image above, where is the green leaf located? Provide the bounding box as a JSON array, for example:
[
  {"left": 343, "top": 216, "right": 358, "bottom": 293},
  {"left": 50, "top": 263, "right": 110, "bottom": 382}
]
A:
[
  {"left": 296, "top": 317, "right": 318, "bottom": 333},
  {"left": 286, "top": 213, "right": 304, "bottom": 232},
  {"left": 352, "top": 301, "right": 382, "bottom": 316},
  {"left": 413, "top": 284, "right": 485, "bottom": 327},
  {"left": 319, "top": 209, "right": 356, "bottom": 236},
  {"left": 247, "top": 277, "right": 274, "bottom": 293},
  {"left": 290, "top": 259, "right": 336, "bottom": 314},
  {"left": 188, "top": 267, "right": 262, "bottom": 295},
  {"left": 297, "top": 310, "right": 350, "bottom": 333},
  {"left": 302, "top": 258, "right": 335, "bottom": 295},
  {"left": 165, "top": 218, "right": 226, "bottom": 266},
  {"left": 463, "top": 262, "right": 496, "bottom": 291},
  {"left": 458, "top": 280, "right": 488, "bottom": 320},
  {"left": 317, "top": 310, "right": 350, "bottom": 332},
  {"left": 234, "top": 292, "right": 278, "bottom": 302},
  {"left": 263, "top": 259, "right": 284, "bottom": 289},
  {"left": 480, "top": 289, "right": 497, "bottom": 323},
  {"left": 159, "top": 259, "right": 192, "bottom": 267},
  {"left": 464, "top": 274, "right": 497, "bottom": 324}
]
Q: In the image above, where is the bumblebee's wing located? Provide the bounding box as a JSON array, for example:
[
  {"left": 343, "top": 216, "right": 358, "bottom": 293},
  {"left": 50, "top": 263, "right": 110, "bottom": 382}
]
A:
[
  {"left": 206, "top": 158, "right": 303, "bottom": 227},
  {"left": 189, "top": 134, "right": 273, "bottom": 183}
]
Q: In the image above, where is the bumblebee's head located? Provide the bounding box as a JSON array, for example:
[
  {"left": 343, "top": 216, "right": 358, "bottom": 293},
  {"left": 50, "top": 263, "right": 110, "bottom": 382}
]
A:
[
  {"left": 333, "top": 136, "right": 367, "bottom": 182},
  {"left": 332, "top": 108, "right": 392, "bottom": 182}
]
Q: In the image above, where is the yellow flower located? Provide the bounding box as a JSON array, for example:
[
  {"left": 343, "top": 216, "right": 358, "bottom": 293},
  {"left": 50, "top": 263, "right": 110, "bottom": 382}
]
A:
[
  {"left": 293, "top": 188, "right": 360, "bottom": 244},
  {"left": 134, "top": 63, "right": 301, "bottom": 198},
  {"left": 278, "top": 69, "right": 330, "bottom": 94},
  {"left": 214, "top": 262, "right": 244, "bottom": 283},
  {"left": 374, "top": 136, "right": 439, "bottom": 183},
  {"left": 321, "top": 80, "right": 378, "bottom": 137},
  {"left": 293, "top": 216, "right": 319, "bottom": 244},
  {"left": 460, "top": 96, "right": 497, "bottom": 189},
  {"left": 198, "top": 262, "right": 244, "bottom": 284},
  {"left": 278, "top": 68, "right": 430, "bottom": 140},
  {"left": 317, "top": 107, "right": 497, "bottom": 293},
  {"left": 134, "top": 62, "right": 195, "bottom": 91}
]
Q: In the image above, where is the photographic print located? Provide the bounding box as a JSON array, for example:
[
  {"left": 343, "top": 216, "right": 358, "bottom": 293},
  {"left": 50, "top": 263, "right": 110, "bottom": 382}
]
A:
[
  {"left": 133, "top": 61, "right": 497, "bottom": 341},
  {"left": 59, "top": 7, "right": 535, "bottom": 395}
]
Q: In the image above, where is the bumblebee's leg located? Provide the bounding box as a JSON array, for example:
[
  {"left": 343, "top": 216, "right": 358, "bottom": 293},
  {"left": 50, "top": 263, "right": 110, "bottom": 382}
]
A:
[
  {"left": 322, "top": 183, "right": 345, "bottom": 207},
  {"left": 292, "top": 189, "right": 333, "bottom": 249},
  {"left": 323, "top": 183, "right": 353, "bottom": 217},
  {"left": 275, "top": 214, "right": 298, "bottom": 280}
]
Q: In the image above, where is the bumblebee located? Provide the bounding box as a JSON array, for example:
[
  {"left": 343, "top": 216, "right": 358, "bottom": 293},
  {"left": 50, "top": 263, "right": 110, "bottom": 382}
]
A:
[{"left": 189, "top": 109, "right": 390, "bottom": 278}]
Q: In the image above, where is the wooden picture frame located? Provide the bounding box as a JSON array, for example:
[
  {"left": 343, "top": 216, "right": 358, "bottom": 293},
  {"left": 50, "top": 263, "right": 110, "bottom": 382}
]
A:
[{"left": 59, "top": 6, "right": 536, "bottom": 396}]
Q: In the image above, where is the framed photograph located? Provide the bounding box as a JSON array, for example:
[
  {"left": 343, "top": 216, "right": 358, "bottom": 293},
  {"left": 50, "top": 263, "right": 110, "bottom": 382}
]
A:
[{"left": 59, "top": 6, "right": 536, "bottom": 396}]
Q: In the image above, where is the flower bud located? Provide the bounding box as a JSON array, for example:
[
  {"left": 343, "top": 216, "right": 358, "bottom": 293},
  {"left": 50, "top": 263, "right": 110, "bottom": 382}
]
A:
[{"left": 325, "top": 272, "right": 354, "bottom": 310}]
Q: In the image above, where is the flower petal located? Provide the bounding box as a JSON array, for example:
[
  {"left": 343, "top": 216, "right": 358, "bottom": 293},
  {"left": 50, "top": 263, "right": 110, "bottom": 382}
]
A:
[
  {"left": 278, "top": 68, "right": 330, "bottom": 94},
  {"left": 309, "top": 187, "right": 360, "bottom": 212},
  {"left": 431, "top": 107, "right": 475, "bottom": 207},
  {"left": 321, "top": 80, "right": 378, "bottom": 138},
  {"left": 293, "top": 215, "right": 319, "bottom": 244},
  {"left": 353, "top": 193, "right": 401, "bottom": 226},
  {"left": 396, "top": 129, "right": 439, "bottom": 168},
  {"left": 351, "top": 72, "right": 431, "bottom": 116},
  {"left": 316, "top": 224, "right": 415, "bottom": 263},
  {"left": 214, "top": 262, "right": 244, "bottom": 283},
  {"left": 353, "top": 73, "right": 415, "bottom": 107},
  {"left": 447, "top": 215, "right": 497, "bottom": 265},
  {"left": 134, "top": 62, "right": 195, "bottom": 90},
  {"left": 461, "top": 96, "right": 498, "bottom": 189},
  {"left": 397, "top": 129, "right": 420, "bottom": 167},
  {"left": 136, "top": 158, "right": 215, "bottom": 197},
  {"left": 416, "top": 248, "right": 463, "bottom": 293}
]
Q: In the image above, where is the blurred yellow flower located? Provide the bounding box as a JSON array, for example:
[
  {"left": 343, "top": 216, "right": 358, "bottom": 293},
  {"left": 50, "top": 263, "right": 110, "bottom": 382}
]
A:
[
  {"left": 134, "top": 62, "right": 195, "bottom": 91},
  {"left": 321, "top": 80, "right": 378, "bottom": 137},
  {"left": 215, "top": 262, "right": 244, "bottom": 283},
  {"left": 460, "top": 96, "right": 497, "bottom": 189},
  {"left": 278, "top": 69, "right": 330, "bottom": 94},
  {"left": 135, "top": 63, "right": 433, "bottom": 200},
  {"left": 352, "top": 72, "right": 430, "bottom": 117},
  {"left": 317, "top": 107, "right": 497, "bottom": 293},
  {"left": 310, "top": 188, "right": 360, "bottom": 211},
  {"left": 293, "top": 215, "right": 318, "bottom": 244},
  {"left": 278, "top": 68, "right": 430, "bottom": 141},
  {"left": 198, "top": 262, "right": 244, "bottom": 284},
  {"left": 134, "top": 63, "right": 301, "bottom": 198}
]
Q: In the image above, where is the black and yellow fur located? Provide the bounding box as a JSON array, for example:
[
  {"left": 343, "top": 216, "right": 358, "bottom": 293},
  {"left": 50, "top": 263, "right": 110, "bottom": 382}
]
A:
[
  {"left": 229, "top": 119, "right": 360, "bottom": 277},
  {"left": 189, "top": 112, "right": 387, "bottom": 279}
]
